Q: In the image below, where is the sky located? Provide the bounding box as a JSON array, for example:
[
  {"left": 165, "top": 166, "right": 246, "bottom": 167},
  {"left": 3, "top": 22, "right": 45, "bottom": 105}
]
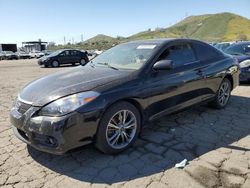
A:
[{"left": 0, "top": 0, "right": 249, "bottom": 46}]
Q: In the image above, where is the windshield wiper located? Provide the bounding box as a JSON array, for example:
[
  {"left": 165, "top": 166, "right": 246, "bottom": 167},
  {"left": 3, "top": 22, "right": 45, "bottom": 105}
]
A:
[{"left": 97, "top": 62, "right": 119, "bottom": 70}]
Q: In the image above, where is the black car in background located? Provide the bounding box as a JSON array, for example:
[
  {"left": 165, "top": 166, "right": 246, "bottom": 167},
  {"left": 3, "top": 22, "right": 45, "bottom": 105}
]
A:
[
  {"left": 214, "top": 42, "right": 233, "bottom": 52},
  {"left": 38, "top": 49, "right": 89, "bottom": 67},
  {"left": 224, "top": 41, "right": 250, "bottom": 82},
  {"left": 10, "top": 39, "right": 239, "bottom": 154}
]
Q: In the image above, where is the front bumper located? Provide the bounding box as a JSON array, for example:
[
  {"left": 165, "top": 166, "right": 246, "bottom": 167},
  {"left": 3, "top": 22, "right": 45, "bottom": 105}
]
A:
[
  {"left": 10, "top": 105, "right": 100, "bottom": 155},
  {"left": 240, "top": 67, "right": 250, "bottom": 82},
  {"left": 38, "top": 60, "right": 44, "bottom": 65}
]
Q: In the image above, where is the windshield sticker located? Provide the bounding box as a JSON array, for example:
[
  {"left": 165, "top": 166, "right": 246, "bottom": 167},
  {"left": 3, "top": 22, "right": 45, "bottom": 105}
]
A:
[{"left": 137, "top": 45, "right": 156, "bottom": 49}]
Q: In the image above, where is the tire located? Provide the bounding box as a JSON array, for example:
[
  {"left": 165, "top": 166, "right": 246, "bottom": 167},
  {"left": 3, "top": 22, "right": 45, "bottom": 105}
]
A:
[
  {"left": 95, "top": 102, "right": 141, "bottom": 154},
  {"left": 209, "top": 78, "right": 232, "bottom": 109},
  {"left": 51, "top": 60, "right": 60, "bottom": 68},
  {"left": 80, "top": 59, "right": 86, "bottom": 65}
]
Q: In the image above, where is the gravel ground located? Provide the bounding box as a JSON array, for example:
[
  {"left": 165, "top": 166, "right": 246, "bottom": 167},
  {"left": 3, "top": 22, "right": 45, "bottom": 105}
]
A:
[{"left": 0, "top": 59, "right": 250, "bottom": 188}]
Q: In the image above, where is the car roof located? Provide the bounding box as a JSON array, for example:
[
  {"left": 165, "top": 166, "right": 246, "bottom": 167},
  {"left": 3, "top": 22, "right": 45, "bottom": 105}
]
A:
[
  {"left": 228, "top": 41, "right": 250, "bottom": 47},
  {"left": 126, "top": 38, "right": 208, "bottom": 46}
]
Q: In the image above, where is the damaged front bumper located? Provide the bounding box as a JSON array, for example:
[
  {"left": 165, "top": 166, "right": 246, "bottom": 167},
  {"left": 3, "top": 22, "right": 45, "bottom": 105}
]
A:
[{"left": 10, "top": 104, "right": 100, "bottom": 155}]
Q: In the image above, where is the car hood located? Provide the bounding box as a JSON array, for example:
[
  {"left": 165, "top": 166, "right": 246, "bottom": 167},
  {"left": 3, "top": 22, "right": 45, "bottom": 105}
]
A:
[
  {"left": 19, "top": 65, "right": 131, "bottom": 106},
  {"left": 38, "top": 55, "right": 49, "bottom": 61}
]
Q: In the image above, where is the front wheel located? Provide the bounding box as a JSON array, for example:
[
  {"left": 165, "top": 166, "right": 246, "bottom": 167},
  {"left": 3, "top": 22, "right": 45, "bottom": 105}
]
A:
[
  {"left": 209, "top": 78, "right": 232, "bottom": 109},
  {"left": 51, "top": 60, "right": 60, "bottom": 68},
  {"left": 95, "top": 102, "right": 141, "bottom": 154}
]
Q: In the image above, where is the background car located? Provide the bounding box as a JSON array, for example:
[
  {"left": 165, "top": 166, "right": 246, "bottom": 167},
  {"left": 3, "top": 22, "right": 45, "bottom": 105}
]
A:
[
  {"left": 38, "top": 49, "right": 89, "bottom": 67},
  {"left": 214, "top": 42, "right": 234, "bottom": 52},
  {"left": 224, "top": 41, "right": 250, "bottom": 82},
  {"left": 15, "top": 51, "right": 31, "bottom": 59},
  {"left": 0, "top": 52, "right": 4, "bottom": 60},
  {"left": 10, "top": 39, "right": 239, "bottom": 155},
  {"left": 1, "top": 51, "right": 18, "bottom": 60},
  {"left": 29, "top": 51, "right": 45, "bottom": 58}
]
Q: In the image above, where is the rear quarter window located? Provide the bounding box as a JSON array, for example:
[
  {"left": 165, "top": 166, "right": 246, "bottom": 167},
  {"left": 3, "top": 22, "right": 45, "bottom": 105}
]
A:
[{"left": 192, "top": 42, "right": 221, "bottom": 61}]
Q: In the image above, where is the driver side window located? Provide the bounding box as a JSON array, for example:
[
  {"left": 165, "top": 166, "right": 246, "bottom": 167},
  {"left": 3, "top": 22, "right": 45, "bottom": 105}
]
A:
[
  {"left": 158, "top": 43, "right": 196, "bottom": 68},
  {"left": 59, "top": 51, "right": 66, "bottom": 56}
]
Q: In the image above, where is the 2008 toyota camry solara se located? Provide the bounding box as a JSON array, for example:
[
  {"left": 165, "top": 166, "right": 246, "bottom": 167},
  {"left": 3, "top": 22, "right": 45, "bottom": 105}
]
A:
[{"left": 10, "top": 39, "right": 240, "bottom": 154}]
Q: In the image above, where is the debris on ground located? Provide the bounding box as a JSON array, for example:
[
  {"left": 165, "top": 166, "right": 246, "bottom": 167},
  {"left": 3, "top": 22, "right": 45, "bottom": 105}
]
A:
[{"left": 175, "top": 159, "right": 188, "bottom": 168}]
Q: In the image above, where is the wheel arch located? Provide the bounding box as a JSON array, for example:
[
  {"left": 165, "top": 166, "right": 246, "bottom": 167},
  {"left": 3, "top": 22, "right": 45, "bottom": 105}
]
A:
[
  {"left": 93, "top": 97, "right": 145, "bottom": 140},
  {"left": 104, "top": 98, "right": 145, "bottom": 124},
  {"left": 224, "top": 74, "right": 234, "bottom": 91}
]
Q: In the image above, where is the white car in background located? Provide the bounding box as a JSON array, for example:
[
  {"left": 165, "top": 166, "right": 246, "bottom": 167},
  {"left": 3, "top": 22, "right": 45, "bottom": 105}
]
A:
[
  {"left": 94, "top": 50, "right": 103, "bottom": 55},
  {"left": 29, "top": 51, "right": 45, "bottom": 58}
]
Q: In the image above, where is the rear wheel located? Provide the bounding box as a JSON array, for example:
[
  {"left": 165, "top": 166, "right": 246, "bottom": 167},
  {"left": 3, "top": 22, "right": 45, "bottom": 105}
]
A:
[
  {"left": 95, "top": 102, "right": 141, "bottom": 154},
  {"left": 209, "top": 78, "right": 232, "bottom": 109},
  {"left": 51, "top": 60, "right": 59, "bottom": 68}
]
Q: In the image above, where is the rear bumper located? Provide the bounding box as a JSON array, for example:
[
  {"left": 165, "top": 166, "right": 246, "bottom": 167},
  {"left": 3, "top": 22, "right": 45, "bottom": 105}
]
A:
[{"left": 10, "top": 106, "right": 100, "bottom": 155}]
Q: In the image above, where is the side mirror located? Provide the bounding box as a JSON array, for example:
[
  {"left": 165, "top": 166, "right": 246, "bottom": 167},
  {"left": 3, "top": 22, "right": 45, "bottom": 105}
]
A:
[{"left": 153, "top": 60, "right": 173, "bottom": 71}]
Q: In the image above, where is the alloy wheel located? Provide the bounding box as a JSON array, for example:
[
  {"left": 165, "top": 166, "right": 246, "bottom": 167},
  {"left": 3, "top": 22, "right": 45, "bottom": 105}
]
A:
[
  {"left": 106, "top": 110, "right": 137, "bottom": 149},
  {"left": 52, "top": 61, "right": 59, "bottom": 67},
  {"left": 218, "top": 81, "right": 231, "bottom": 106}
]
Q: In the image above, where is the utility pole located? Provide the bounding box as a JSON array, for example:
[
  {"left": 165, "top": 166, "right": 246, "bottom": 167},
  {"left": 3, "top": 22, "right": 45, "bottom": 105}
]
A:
[
  {"left": 64, "top": 36, "right": 66, "bottom": 45},
  {"left": 81, "top": 34, "right": 83, "bottom": 43}
]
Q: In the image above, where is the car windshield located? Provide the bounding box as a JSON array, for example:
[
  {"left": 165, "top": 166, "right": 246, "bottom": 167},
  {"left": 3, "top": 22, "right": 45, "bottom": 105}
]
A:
[
  {"left": 224, "top": 43, "right": 248, "bottom": 55},
  {"left": 91, "top": 43, "right": 159, "bottom": 70}
]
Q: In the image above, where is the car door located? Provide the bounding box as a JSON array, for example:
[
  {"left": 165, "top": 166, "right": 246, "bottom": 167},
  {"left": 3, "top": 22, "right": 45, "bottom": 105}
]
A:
[
  {"left": 71, "top": 50, "right": 80, "bottom": 63},
  {"left": 58, "top": 50, "right": 71, "bottom": 64},
  {"left": 191, "top": 42, "right": 227, "bottom": 99},
  {"left": 144, "top": 42, "right": 207, "bottom": 120}
]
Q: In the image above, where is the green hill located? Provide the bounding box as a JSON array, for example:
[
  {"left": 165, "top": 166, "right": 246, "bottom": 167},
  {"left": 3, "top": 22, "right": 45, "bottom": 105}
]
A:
[
  {"left": 128, "top": 12, "right": 250, "bottom": 42},
  {"left": 49, "top": 12, "right": 250, "bottom": 51},
  {"left": 84, "top": 34, "right": 116, "bottom": 43},
  {"left": 80, "top": 34, "right": 119, "bottom": 50}
]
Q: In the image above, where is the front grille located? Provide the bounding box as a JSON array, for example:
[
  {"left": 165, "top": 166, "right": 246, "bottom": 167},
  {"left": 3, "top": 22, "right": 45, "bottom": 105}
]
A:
[{"left": 15, "top": 100, "right": 31, "bottom": 114}]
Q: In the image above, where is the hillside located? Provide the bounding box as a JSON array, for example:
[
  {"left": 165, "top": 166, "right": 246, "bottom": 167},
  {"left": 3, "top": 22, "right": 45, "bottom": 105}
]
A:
[
  {"left": 80, "top": 34, "right": 118, "bottom": 50},
  {"left": 128, "top": 12, "right": 250, "bottom": 42},
  {"left": 49, "top": 12, "right": 250, "bottom": 51},
  {"left": 84, "top": 34, "right": 116, "bottom": 43}
]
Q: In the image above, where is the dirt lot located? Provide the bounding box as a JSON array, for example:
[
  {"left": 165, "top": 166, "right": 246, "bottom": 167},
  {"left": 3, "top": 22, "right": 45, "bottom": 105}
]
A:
[{"left": 0, "top": 59, "right": 250, "bottom": 188}]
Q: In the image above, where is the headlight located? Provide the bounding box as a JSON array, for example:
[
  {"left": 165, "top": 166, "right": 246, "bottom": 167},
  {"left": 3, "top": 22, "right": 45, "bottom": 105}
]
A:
[
  {"left": 239, "top": 60, "right": 250, "bottom": 68},
  {"left": 39, "top": 91, "right": 100, "bottom": 116}
]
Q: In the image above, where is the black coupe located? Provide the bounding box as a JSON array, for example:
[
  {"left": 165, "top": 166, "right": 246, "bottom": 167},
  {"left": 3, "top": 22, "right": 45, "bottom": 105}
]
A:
[{"left": 10, "top": 39, "right": 239, "bottom": 154}]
